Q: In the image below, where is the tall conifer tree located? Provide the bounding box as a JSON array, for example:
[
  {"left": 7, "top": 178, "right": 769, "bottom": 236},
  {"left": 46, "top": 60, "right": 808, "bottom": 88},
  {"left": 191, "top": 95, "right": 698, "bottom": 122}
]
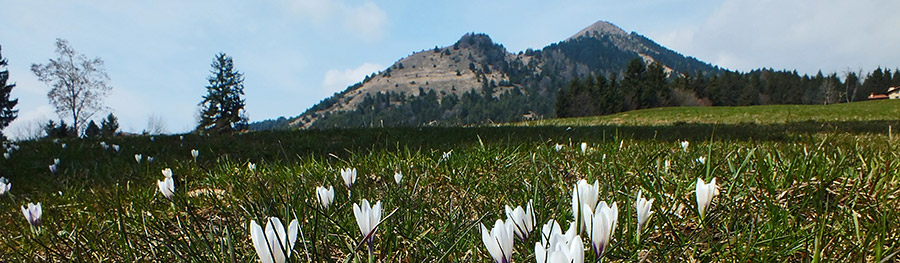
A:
[
  {"left": 197, "top": 53, "right": 247, "bottom": 134},
  {"left": 0, "top": 45, "right": 19, "bottom": 140}
]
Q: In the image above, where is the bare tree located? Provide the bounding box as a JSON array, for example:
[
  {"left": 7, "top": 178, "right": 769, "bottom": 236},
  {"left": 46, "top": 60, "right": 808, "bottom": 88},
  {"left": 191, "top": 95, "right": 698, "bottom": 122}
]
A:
[
  {"left": 145, "top": 114, "right": 167, "bottom": 135},
  {"left": 13, "top": 119, "right": 49, "bottom": 141},
  {"left": 31, "top": 38, "right": 112, "bottom": 133}
]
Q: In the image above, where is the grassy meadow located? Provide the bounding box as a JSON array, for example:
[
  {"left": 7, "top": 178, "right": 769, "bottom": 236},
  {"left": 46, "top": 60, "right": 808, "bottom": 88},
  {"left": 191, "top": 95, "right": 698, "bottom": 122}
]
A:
[{"left": 1, "top": 101, "right": 899, "bottom": 262}]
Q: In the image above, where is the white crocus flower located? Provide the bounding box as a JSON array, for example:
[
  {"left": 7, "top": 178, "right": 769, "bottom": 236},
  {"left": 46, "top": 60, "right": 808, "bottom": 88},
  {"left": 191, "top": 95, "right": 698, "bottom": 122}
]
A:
[
  {"left": 250, "top": 217, "right": 299, "bottom": 263},
  {"left": 157, "top": 177, "right": 174, "bottom": 200},
  {"left": 61, "top": 143, "right": 66, "bottom": 149},
  {"left": 635, "top": 190, "right": 654, "bottom": 241},
  {"left": 480, "top": 219, "right": 515, "bottom": 263},
  {"left": 22, "top": 202, "right": 42, "bottom": 227},
  {"left": 99, "top": 141, "right": 108, "bottom": 149},
  {"left": 248, "top": 162, "right": 256, "bottom": 171},
  {"left": 315, "top": 186, "right": 334, "bottom": 209},
  {"left": 161, "top": 168, "right": 173, "bottom": 178},
  {"left": 0, "top": 177, "right": 10, "bottom": 195},
  {"left": 505, "top": 200, "right": 536, "bottom": 242},
  {"left": 134, "top": 154, "right": 142, "bottom": 163},
  {"left": 539, "top": 219, "right": 562, "bottom": 245},
  {"left": 49, "top": 164, "right": 58, "bottom": 174},
  {"left": 697, "top": 156, "right": 706, "bottom": 165},
  {"left": 580, "top": 142, "right": 587, "bottom": 154},
  {"left": 394, "top": 171, "right": 402, "bottom": 185},
  {"left": 536, "top": 219, "right": 578, "bottom": 247},
  {"left": 571, "top": 179, "right": 600, "bottom": 232},
  {"left": 3, "top": 152, "right": 9, "bottom": 159},
  {"left": 147, "top": 156, "right": 154, "bottom": 163},
  {"left": 680, "top": 141, "right": 689, "bottom": 151},
  {"left": 341, "top": 168, "right": 357, "bottom": 189},
  {"left": 555, "top": 144, "right": 564, "bottom": 152},
  {"left": 695, "top": 177, "right": 719, "bottom": 220},
  {"left": 353, "top": 199, "right": 383, "bottom": 252},
  {"left": 535, "top": 220, "right": 584, "bottom": 263},
  {"left": 112, "top": 144, "right": 120, "bottom": 152},
  {"left": 53, "top": 158, "right": 60, "bottom": 165},
  {"left": 583, "top": 201, "right": 618, "bottom": 259}
]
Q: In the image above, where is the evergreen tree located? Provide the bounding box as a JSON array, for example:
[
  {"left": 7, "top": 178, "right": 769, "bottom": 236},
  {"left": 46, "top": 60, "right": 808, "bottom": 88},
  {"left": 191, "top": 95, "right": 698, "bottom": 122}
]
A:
[
  {"left": 0, "top": 45, "right": 19, "bottom": 140},
  {"left": 644, "top": 62, "right": 669, "bottom": 107},
  {"left": 622, "top": 58, "right": 648, "bottom": 109},
  {"left": 197, "top": 52, "right": 248, "bottom": 134},
  {"left": 892, "top": 69, "right": 900, "bottom": 87},
  {"left": 860, "top": 67, "right": 887, "bottom": 100},
  {"left": 555, "top": 82, "right": 571, "bottom": 118},
  {"left": 84, "top": 120, "right": 101, "bottom": 138},
  {"left": 44, "top": 120, "right": 76, "bottom": 139},
  {"left": 100, "top": 113, "right": 119, "bottom": 137}
]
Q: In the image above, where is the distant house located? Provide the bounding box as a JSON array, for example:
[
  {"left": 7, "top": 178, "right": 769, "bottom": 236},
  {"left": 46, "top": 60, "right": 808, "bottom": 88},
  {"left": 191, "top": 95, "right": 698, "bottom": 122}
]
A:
[
  {"left": 869, "top": 93, "right": 889, "bottom": 100},
  {"left": 889, "top": 86, "right": 900, "bottom": 99},
  {"left": 868, "top": 86, "right": 900, "bottom": 100}
]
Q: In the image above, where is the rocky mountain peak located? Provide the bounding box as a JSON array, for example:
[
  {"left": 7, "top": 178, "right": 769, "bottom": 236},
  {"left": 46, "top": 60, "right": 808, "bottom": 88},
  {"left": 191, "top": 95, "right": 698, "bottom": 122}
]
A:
[{"left": 569, "top": 20, "right": 628, "bottom": 40}]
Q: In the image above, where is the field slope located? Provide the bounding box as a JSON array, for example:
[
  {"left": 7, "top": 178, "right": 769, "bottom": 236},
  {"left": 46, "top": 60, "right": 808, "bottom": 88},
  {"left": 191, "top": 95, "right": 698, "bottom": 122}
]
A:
[
  {"left": 525, "top": 99, "right": 900, "bottom": 126},
  {"left": 0, "top": 101, "right": 898, "bottom": 262}
]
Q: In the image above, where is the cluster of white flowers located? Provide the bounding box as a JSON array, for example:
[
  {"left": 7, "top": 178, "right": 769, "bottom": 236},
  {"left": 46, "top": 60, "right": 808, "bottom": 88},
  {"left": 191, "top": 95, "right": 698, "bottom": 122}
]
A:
[{"left": 475, "top": 172, "right": 717, "bottom": 263}]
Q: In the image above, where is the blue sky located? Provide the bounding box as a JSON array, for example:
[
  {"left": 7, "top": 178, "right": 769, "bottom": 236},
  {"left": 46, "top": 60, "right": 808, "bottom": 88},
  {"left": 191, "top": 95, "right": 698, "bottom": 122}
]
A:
[{"left": 2, "top": 0, "right": 899, "bottom": 139}]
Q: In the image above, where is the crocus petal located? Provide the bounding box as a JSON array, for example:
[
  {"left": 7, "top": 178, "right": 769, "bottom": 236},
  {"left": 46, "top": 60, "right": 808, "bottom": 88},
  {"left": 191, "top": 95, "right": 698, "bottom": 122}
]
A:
[
  {"left": 325, "top": 186, "right": 334, "bottom": 207},
  {"left": 370, "top": 200, "right": 383, "bottom": 241},
  {"left": 353, "top": 202, "right": 367, "bottom": 237},
  {"left": 535, "top": 241, "right": 548, "bottom": 263},
  {"left": 250, "top": 220, "right": 275, "bottom": 263},
  {"left": 265, "top": 218, "right": 287, "bottom": 263},
  {"left": 569, "top": 236, "right": 585, "bottom": 263},
  {"left": 500, "top": 219, "right": 515, "bottom": 261},
  {"left": 21, "top": 205, "right": 31, "bottom": 225},
  {"left": 481, "top": 223, "right": 503, "bottom": 263},
  {"left": 287, "top": 219, "right": 299, "bottom": 256}
]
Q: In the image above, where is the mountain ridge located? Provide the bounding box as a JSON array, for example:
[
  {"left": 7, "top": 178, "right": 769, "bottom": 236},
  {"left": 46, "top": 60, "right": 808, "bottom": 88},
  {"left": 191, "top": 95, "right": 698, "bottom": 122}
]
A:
[{"left": 278, "top": 20, "right": 719, "bottom": 129}]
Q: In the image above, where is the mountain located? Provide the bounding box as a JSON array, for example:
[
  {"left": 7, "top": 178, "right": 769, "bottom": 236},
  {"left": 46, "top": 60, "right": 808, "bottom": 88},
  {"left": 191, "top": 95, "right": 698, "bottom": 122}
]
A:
[{"left": 280, "top": 20, "right": 719, "bottom": 129}]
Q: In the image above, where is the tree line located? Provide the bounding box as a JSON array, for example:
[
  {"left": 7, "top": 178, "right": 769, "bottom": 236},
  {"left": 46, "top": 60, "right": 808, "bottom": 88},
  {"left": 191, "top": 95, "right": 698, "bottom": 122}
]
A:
[{"left": 556, "top": 58, "right": 900, "bottom": 118}]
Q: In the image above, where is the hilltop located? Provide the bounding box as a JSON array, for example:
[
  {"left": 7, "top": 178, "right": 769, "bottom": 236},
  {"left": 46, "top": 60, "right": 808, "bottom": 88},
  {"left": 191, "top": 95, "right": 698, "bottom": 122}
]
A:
[{"left": 280, "top": 20, "right": 718, "bottom": 129}]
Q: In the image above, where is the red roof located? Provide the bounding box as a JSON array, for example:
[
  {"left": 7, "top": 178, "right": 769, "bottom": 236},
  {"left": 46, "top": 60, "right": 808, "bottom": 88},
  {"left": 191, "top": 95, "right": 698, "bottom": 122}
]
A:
[{"left": 869, "top": 94, "right": 889, "bottom": 100}]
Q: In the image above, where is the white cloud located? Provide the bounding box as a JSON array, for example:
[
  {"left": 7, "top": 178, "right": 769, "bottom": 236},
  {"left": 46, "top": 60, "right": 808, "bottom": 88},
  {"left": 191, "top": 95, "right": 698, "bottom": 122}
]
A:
[
  {"left": 322, "top": 62, "right": 384, "bottom": 94},
  {"left": 344, "top": 1, "right": 388, "bottom": 42},
  {"left": 655, "top": 0, "right": 900, "bottom": 74},
  {"left": 285, "top": 0, "right": 389, "bottom": 42},
  {"left": 286, "top": 0, "right": 337, "bottom": 24}
]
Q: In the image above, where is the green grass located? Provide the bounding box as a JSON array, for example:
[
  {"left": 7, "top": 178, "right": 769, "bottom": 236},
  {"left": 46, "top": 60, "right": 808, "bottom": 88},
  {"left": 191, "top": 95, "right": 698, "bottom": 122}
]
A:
[
  {"left": 524, "top": 99, "right": 900, "bottom": 126},
  {"left": 1, "top": 102, "right": 899, "bottom": 262}
]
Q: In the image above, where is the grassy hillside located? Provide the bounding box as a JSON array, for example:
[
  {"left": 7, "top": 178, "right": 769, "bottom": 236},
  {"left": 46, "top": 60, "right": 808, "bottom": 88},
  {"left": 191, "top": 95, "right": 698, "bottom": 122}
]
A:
[
  {"left": 525, "top": 99, "right": 900, "bottom": 127},
  {"left": 1, "top": 102, "right": 898, "bottom": 262}
]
